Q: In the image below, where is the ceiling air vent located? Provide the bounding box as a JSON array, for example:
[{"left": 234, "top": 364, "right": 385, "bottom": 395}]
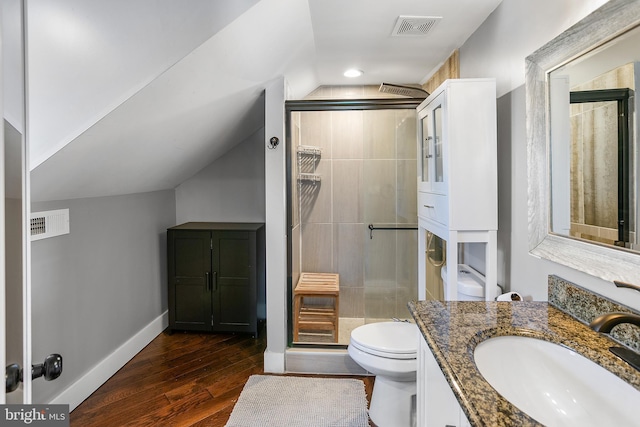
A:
[
  {"left": 31, "top": 209, "right": 70, "bottom": 241},
  {"left": 392, "top": 15, "right": 442, "bottom": 37}
]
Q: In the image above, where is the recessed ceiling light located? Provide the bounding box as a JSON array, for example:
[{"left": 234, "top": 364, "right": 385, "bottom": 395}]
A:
[{"left": 344, "top": 69, "right": 363, "bottom": 78}]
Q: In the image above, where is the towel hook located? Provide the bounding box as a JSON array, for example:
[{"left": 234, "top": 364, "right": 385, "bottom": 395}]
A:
[{"left": 268, "top": 136, "right": 279, "bottom": 149}]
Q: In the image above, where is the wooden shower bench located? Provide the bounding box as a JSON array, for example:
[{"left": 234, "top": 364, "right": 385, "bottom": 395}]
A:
[{"left": 293, "top": 272, "right": 340, "bottom": 342}]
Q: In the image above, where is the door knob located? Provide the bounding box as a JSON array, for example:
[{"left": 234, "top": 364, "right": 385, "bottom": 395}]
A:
[
  {"left": 5, "top": 363, "right": 21, "bottom": 393},
  {"left": 32, "top": 354, "right": 63, "bottom": 381},
  {"left": 5, "top": 354, "right": 63, "bottom": 393}
]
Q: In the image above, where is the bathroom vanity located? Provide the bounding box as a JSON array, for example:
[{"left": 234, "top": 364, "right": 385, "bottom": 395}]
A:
[
  {"left": 418, "top": 335, "right": 470, "bottom": 426},
  {"left": 409, "top": 283, "right": 640, "bottom": 426}
]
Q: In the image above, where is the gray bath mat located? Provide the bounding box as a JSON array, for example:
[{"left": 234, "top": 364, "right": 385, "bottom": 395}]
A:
[{"left": 225, "top": 374, "right": 369, "bottom": 426}]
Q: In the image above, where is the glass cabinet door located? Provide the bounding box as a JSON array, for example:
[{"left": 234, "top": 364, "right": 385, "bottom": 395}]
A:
[
  {"left": 420, "top": 111, "right": 433, "bottom": 190},
  {"left": 433, "top": 105, "right": 443, "bottom": 184},
  {"left": 418, "top": 92, "right": 446, "bottom": 194},
  {"left": 429, "top": 92, "right": 446, "bottom": 194}
]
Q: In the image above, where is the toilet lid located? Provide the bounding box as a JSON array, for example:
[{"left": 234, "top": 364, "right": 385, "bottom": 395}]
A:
[{"left": 350, "top": 322, "right": 417, "bottom": 359}]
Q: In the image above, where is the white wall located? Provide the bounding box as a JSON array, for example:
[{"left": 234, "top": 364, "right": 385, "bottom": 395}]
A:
[
  {"left": 459, "top": 0, "right": 640, "bottom": 310},
  {"left": 264, "top": 78, "right": 287, "bottom": 373},
  {"left": 175, "top": 126, "right": 266, "bottom": 224}
]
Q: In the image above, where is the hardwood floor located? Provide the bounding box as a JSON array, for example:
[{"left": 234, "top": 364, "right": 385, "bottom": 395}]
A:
[{"left": 70, "top": 328, "right": 374, "bottom": 426}]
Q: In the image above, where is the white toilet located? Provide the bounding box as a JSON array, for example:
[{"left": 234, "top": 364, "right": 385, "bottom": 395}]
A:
[
  {"left": 348, "top": 321, "right": 417, "bottom": 427},
  {"left": 441, "top": 263, "right": 502, "bottom": 301}
]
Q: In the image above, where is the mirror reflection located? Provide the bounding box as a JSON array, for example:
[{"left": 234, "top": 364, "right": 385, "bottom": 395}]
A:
[{"left": 549, "top": 24, "right": 640, "bottom": 252}]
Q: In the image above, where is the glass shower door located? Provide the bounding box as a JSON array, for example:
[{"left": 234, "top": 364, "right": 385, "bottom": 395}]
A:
[
  {"left": 363, "top": 109, "right": 418, "bottom": 323},
  {"left": 288, "top": 100, "right": 421, "bottom": 346}
]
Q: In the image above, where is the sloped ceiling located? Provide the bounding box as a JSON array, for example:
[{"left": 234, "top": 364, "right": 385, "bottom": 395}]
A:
[
  {"left": 27, "top": 0, "right": 261, "bottom": 169},
  {"left": 29, "top": 0, "right": 502, "bottom": 202}
]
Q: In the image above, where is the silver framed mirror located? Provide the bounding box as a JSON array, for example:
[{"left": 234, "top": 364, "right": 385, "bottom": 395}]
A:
[{"left": 526, "top": 0, "right": 640, "bottom": 286}]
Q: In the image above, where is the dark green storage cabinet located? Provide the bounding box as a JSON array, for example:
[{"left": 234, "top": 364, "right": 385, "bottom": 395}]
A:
[{"left": 167, "top": 222, "right": 265, "bottom": 336}]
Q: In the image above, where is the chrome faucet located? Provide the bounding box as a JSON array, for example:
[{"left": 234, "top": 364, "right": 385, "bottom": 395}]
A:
[
  {"left": 589, "top": 312, "right": 640, "bottom": 333},
  {"left": 589, "top": 312, "right": 640, "bottom": 372}
]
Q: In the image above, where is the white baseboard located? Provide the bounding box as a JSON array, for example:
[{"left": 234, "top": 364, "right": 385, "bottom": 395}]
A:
[
  {"left": 50, "top": 310, "right": 169, "bottom": 411},
  {"left": 263, "top": 350, "right": 285, "bottom": 373}
]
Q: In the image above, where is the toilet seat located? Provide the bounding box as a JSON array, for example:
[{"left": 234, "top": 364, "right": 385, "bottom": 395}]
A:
[{"left": 350, "top": 322, "right": 417, "bottom": 359}]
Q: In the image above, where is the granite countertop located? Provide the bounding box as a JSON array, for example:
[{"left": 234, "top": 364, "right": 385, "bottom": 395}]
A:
[{"left": 408, "top": 300, "right": 640, "bottom": 427}]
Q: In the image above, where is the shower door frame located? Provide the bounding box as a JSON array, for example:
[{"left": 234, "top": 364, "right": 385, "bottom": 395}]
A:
[
  {"left": 568, "top": 88, "right": 631, "bottom": 247},
  {"left": 285, "top": 98, "right": 423, "bottom": 347}
]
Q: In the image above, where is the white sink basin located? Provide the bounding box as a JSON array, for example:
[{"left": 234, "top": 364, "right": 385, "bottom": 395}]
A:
[{"left": 474, "top": 336, "right": 640, "bottom": 426}]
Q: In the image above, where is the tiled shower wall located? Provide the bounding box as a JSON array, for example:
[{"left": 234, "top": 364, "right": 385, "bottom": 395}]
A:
[{"left": 291, "top": 86, "right": 418, "bottom": 320}]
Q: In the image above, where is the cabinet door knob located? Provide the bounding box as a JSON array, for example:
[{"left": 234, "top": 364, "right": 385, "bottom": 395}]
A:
[
  {"left": 424, "top": 204, "right": 435, "bottom": 208},
  {"left": 213, "top": 271, "right": 218, "bottom": 292},
  {"left": 205, "top": 272, "right": 211, "bottom": 291}
]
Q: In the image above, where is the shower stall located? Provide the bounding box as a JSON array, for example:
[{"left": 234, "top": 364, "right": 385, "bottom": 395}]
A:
[{"left": 286, "top": 88, "right": 422, "bottom": 346}]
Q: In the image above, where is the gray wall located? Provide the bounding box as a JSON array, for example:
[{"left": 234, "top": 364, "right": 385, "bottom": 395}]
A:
[
  {"left": 30, "top": 190, "right": 176, "bottom": 403},
  {"left": 175, "top": 127, "right": 265, "bottom": 224},
  {"left": 459, "top": 0, "right": 640, "bottom": 311}
]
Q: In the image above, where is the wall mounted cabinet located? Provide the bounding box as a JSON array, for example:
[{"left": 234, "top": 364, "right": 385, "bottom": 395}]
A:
[
  {"left": 167, "top": 222, "right": 265, "bottom": 336},
  {"left": 417, "top": 79, "right": 498, "bottom": 301}
]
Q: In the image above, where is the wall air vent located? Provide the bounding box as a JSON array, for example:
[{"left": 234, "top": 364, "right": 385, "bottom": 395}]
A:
[
  {"left": 30, "top": 209, "right": 70, "bottom": 241},
  {"left": 392, "top": 15, "right": 442, "bottom": 37}
]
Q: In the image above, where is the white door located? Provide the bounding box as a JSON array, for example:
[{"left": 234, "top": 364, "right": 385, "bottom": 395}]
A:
[
  {"left": 1, "top": 19, "right": 6, "bottom": 403},
  {"left": 1, "top": 0, "right": 32, "bottom": 404}
]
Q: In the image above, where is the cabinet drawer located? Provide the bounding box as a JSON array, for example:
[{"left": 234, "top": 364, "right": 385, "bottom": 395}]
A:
[{"left": 418, "top": 192, "right": 448, "bottom": 225}]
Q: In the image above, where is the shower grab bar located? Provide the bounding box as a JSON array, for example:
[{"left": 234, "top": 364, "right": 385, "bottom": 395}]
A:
[{"left": 368, "top": 223, "right": 418, "bottom": 239}]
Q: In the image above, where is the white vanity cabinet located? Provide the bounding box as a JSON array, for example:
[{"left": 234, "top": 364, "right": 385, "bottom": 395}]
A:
[
  {"left": 418, "top": 334, "right": 471, "bottom": 427},
  {"left": 417, "top": 78, "right": 497, "bottom": 301}
]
